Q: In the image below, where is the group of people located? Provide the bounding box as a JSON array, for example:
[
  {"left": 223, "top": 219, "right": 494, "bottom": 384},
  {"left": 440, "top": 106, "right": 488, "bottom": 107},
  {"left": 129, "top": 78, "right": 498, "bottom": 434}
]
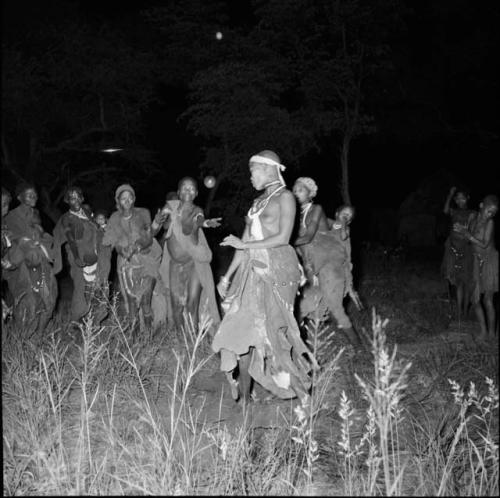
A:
[
  {"left": 1, "top": 149, "right": 361, "bottom": 404},
  {"left": 441, "top": 187, "right": 498, "bottom": 340}
]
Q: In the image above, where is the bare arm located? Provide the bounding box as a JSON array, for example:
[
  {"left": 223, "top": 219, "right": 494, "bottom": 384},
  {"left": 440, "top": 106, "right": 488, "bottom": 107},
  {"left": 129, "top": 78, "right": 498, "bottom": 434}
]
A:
[
  {"left": 443, "top": 187, "right": 456, "bottom": 215},
  {"left": 294, "top": 205, "right": 323, "bottom": 246},
  {"left": 466, "top": 219, "right": 494, "bottom": 249},
  {"left": 222, "top": 224, "right": 250, "bottom": 280},
  {"left": 132, "top": 209, "right": 154, "bottom": 255}
]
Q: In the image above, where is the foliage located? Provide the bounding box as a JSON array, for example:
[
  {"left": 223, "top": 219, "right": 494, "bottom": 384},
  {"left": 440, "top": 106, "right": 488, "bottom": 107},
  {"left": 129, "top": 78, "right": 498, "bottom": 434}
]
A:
[{"left": 1, "top": 21, "right": 159, "bottom": 219}]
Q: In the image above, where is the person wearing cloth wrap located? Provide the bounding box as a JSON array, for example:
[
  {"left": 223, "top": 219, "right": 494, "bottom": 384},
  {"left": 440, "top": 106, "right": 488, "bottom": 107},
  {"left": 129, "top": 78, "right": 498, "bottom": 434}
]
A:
[
  {"left": 212, "top": 151, "right": 318, "bottom": 405},
  {"left": 102, "top": 184, "right": 161, "bottom": 336},
  {"left": 152, "top": 178, "right": 221, "bottom": 333},
  {"left": 293, "top": 178, "right": 362, "bottom": 345},
  {"left": 441, "top": 187, "right": 476, "bottom": 321},
  {"left": 3, "top": 183, "right": 57, "bottom": 333},
  {"left": 2, "top": 188, "right": 14, "bottom": 321},
  {"left": 53, "top": 187, "right": 109, "bottom": 324},
  {"left": 453, "top": 194, "right": 498, "bottom": 340}
]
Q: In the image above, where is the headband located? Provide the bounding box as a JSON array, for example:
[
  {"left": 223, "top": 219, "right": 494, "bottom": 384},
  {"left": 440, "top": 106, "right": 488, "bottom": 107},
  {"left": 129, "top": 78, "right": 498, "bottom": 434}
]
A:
[{"left": 249, "top": 154, "right": 286, "bottom": 185}]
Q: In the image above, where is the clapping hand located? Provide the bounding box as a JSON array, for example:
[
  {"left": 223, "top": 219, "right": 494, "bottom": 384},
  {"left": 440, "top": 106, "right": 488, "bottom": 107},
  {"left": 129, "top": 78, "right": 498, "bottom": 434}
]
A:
[
  {"left": 153, "top": 208, "right": 169, "bottom": 226},
  {"left": 220, "top": 234, "right": 245, "bottom": 249},
  {"left": 217, "top": 276, "right": 230, "bottom": 298}
]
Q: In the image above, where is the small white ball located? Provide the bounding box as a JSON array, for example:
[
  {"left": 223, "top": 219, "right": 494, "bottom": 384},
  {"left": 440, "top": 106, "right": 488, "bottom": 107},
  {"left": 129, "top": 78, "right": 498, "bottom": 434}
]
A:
[
  {"left": 215, "top": 31, "right": 223, "bottom": 40},
  {"left": 204, "top": 176, "right": 216, "bottom": 188}
]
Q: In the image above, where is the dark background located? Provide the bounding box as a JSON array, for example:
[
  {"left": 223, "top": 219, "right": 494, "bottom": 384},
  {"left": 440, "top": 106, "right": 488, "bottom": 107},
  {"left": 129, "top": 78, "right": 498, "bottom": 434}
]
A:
[{"left": 2, "top": 0, "right": 499, "bottom": 245}]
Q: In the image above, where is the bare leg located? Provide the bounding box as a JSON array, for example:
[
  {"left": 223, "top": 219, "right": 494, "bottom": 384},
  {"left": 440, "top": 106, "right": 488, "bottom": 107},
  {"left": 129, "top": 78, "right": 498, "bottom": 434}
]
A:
[
  {"left": 238, "top": 349, "right": 253, "bottom": 404},
  {"left": 473, "top": 299, "right": 488, "bottom": 340},
  {"left": 483, "top": 292, "right": 496, "bottom": 337},
  {"left": 456, "top": 283, "right": 464, "bottom": 321},
  {"left": 139, "top": 277, "right": 155, "bottom": 339},
  {"left": 186, "top": 271, "right": 202, "bottom": 332},
  {"left": 169, "top": 263, "right": 185, "bottom": 330}
]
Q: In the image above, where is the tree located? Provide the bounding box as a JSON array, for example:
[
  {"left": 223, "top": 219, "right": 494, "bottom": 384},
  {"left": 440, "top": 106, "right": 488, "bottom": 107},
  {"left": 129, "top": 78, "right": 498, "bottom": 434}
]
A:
[
  {"left": 252, "top": 0, "right": 398, "bottom": 204},
  {"left": 1, "top": 21, "right": 159, "bottom": 221},
  {"left": 181, "top": 60, "right": 312, "bottom": 223}
]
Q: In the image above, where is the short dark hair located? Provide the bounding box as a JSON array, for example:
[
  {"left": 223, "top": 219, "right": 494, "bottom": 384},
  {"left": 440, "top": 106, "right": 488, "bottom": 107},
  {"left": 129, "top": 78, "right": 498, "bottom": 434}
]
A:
[
  {"left": 93, "top": 208, "right": 108, "bottom": 218},
  {"left": 15, "top": 182, "right": 36, "bottom": 198},
  {"left": 482, "top": 194, "right": 499, "bottom": 207},
  {"left": 166, "top": 191, "right": 179, "bottom": 201},
  {"left": 178, "top": 176, "right": 198, "bottom": 190},
  {"left": 63, "top": 186, "right": 84, "bottom": 204},
  {"left": 335, "top": 204, "right": 356, "bottom": 218}
]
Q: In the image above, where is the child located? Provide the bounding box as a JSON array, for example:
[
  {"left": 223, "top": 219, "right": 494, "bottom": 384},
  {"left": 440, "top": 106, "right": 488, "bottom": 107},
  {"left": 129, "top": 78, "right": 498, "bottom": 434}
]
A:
[
  {"left": 454, "top": 194, "right": 498, "bottom": 340},
  {"left": 94, "top": 209, "right": 112, "bottom": 289}
]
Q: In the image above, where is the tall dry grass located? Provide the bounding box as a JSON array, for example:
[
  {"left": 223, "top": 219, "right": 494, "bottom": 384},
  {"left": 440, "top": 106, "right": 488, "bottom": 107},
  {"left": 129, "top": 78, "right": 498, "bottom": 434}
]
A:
[{"left": 2, "top": 295, "right": 498, "bottom": 495}]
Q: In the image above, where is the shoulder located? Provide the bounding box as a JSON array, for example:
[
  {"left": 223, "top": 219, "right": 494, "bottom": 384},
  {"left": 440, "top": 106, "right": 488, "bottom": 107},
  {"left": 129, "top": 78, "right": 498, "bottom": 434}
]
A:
[
  {"left": 311, "top": 204, "right": 324, "bottom": 216},
  {"left": 5, "top": 206, "right": 21, "bottom": 220},
  {"left": 107, "top": 211, "right": 121, "bottom": 225},
  {"left": 134, "top": 207, "right": 151, "bottom": 221},
  {"left": 278, "top": 189, "right": 295, "bottom": 203},
  {"left": 57, "top": 211, "right": 71, "bottom": 226}
]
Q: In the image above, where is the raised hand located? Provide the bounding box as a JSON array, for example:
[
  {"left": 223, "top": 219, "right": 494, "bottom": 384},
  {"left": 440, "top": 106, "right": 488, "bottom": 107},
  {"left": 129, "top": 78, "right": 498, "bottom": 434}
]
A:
[{"left": 204, "top": 217, "right": 222, "bottom": 228}]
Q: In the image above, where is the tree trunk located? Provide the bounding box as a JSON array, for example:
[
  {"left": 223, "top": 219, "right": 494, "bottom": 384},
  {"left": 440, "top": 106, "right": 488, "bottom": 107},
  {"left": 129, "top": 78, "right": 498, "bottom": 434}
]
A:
[
  {"left": 39, "top": 186, "right": 62, "bottom": 225},
  {"left": 340, "top": 133, "right": 352, "bottom": 205}
]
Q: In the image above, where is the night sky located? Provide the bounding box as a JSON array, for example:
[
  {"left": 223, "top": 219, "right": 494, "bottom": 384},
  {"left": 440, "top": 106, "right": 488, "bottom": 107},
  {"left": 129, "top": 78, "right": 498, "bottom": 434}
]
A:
[{"left": 2, "top": 0, "right": 499, "bottom": 229}]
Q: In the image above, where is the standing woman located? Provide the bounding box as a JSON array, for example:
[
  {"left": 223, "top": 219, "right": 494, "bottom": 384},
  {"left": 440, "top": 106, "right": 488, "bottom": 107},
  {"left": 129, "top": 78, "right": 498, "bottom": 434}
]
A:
[
  {"left": 102, "top": 184, "right": 161, "bottom": 336},
  {"left": 441, "top": 186, "right": 476, "bottom": 321},
  {"left": 292, "top": 177, "right": 362, "bottom": 345},
  {"left": 53, "top": 186, "right": 107, "bottom": 324},
  {"left": 212, "top": 150, "right": 318, "bottom": 404},
  {"left": 3, "top": 183, "right": 57, "bottom": 334},
  {"left": 453, "top": 194, "right": 498, "bottom": 340}
]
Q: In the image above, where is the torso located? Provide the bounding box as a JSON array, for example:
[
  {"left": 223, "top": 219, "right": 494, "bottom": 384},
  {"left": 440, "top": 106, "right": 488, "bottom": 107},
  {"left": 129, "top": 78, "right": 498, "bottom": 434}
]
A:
[
  {"left": 469, "top": 214, "right": 494, "bottom": 255},
  {"left": 167, "top": 203, "right": 203, "bottom": 263},
  {"left": 299, "top": 203, "right": 330, "bottom": 237},
  {"left": 449, "top": 208, "right": 474, "bottom": 246},
  {"left": 248, "top": 186, "right": 291, "bottom": 241}
]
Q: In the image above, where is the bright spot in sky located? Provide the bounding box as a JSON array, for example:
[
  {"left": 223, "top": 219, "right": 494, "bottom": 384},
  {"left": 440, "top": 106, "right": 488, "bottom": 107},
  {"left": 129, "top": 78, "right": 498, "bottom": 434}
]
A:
[
  {"left": 101, "top": 148, "right": 122, "bottom": 153},
  {"left": 215, "top": 31, "right": 223, "bottom": 40}
]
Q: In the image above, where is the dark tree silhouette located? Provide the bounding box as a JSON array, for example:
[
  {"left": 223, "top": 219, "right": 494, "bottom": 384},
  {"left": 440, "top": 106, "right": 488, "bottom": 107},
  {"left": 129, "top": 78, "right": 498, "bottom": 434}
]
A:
[{"left": 1, "top": 21, "right": 159, "bottom": 221}]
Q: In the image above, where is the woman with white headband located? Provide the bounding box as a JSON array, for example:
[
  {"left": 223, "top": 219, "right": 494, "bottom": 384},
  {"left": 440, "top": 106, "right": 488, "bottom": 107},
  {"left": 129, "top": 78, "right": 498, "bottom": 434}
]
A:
[
  {"left": 212, "top": 150, "right": 318, "bottom": 405},
  {"left": 293, "top": 178, "right": 362, "bottom": 346}
]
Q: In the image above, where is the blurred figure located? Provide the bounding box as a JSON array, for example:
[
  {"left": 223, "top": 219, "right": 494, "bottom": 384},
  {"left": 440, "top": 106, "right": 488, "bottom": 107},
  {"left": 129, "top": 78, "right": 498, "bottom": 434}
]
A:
[
  {"left": 53, "top": 188, "right": 110, "bottom": 324},
  {"left": 3, "top": 183, "right": 57, "bottom": 334},
  {"left": 93, "top": 209, "right": 112, "bottom": 289},
  {"left": 441, "top": 186, "right": 475, "bottom": 321},
  {"left": 1, "top": 187, "right": 14, "bottom": 322},
  {"left": 102, "top": 184, "right": 161, "bottom": 337},
  {"left": 454, "top": 194, "right": 498, "bottom": 340},
  {"left": 153, "top": 179, "right": 220, "bottom": 333},
  {"left": 293, "top": 177, "right": 362, "bottom": 345}
]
